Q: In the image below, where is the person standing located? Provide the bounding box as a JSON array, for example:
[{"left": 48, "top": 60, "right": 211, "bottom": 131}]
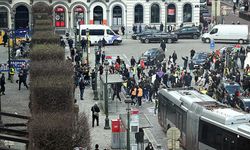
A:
[
  {"left": 79, "top": 78, "right": 85, "bottom": 100},
  {"left": 139, "top": 24, "right": 142, "bottom": 33},
  {"left": 18, "top": 69, "right": 29, "bottom": 90},
  {"left": 131, "top": 86, "right": 137, "bottom": 105},
  {"left": 81, "top": 37, "right": 86, "bottom": 52},
  {"left": 190, "top": 49, "right": 196, "bottom": 59},
  {"left": 239, "top": 47, "right": 246, "bottom": 69},
  {"left": 102, "top": 37, "right": 106, "bottom": 49},
  {"left": 68, "top": 38, "right": 74, "bottom": 49},
  {"left": 137, "top": 85, "right": 143, "bottom": 107},
  {"left": 172, "top": 51, "right": 177, "bottom": 64},
  {"left": 9, "top": 65, "right": 15, "bottom": 83},
  {"left": 91, "top": 103, "right": 100, "bottom": 127},
  {"left": 130, "top": 56, "right": 136, "bottom": 67},
  {"left": 3, "top": 32, "right": 8, "bottom": 47},
  {"left": 160, "top": 40, "right": 166, "bottom": 52},
  {"left": 182, "top": 56, "right": 188, "bottom": 70},
  {"left": 160, "top": 22, "right": 164, "bottom": 32},
  {"left": 145, "top": 142, "right": 154, "bottom": 150},
  {"left": 0, "top": 73, "right": 6, "bottom": 95},
  {"left": 132, "top": 24, "right": 137, "bottom": 33},
  {"left": 121, "top": 26, "right": 125, "bottom": 35},
  {"left": 70, "top": 48, "right": 75, "bottom": 62},
  {"left": 101, "top": 51, "right": 105, "bottom": 64}
]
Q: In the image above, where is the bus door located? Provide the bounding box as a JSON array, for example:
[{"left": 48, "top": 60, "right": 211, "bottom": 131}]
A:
[{"left": 223, "top": 133, "right": 236, "bottom": 150}]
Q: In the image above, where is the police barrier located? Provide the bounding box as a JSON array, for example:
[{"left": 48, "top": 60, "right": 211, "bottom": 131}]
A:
[{"left": 0, "top": 60, "right": 30, "bottom": 72}]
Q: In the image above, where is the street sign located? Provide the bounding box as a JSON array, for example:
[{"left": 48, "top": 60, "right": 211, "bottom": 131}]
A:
[
  {"left": 210, "top": 39, "right": 215, "bottom": 50},
  {"left": 0, "top": 63, "right": 9, "bottom": 72},
  {"left": 10, "top": 59, "right": 30, "bottom": 71}
]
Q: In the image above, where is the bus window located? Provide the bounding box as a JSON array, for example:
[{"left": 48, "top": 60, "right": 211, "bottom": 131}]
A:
[
  {"left": 107, "top": 29, "right": 115, "bottom": 35},
  {"left": 81, "top": 30, "right": 86, "bottom": 35}
]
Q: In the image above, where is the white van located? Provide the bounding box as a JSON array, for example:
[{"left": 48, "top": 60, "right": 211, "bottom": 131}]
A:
[
  {"left": 201, "top": 24, "right": 249, "bottom": 44},
  {"left": 79, "top": 24, "right": 122, "bottom": 45}
]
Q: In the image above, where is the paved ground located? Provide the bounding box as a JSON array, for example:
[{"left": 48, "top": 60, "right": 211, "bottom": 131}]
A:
[{"left": 0, "top": 2, "right": 249, "bottom": 148}]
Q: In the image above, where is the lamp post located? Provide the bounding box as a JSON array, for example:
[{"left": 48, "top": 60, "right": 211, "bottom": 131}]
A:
[
  {"left": 104, "top": 60, "right": 110, "bottom": 129},
  {"left": 124, "top": 99, "right": 133, "bottom": 150},
  {"left": 86, "top": 28, "right": 89, "bottom": 65},
  {"left": 74, "top": 25, "right": 77, "bottom": 47},
  {"left": 7, "top": 31, "right": 11, "bottom": 80},
  {"left": 93, "top": 43, "right": 99, "bottom": 100}
]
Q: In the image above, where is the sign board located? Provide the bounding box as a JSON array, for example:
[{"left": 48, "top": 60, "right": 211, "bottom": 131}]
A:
[
  {"left": 0, "top": 63, "right": 9, "bottom": 72},
  {"left": 210, "top": 39, "right": 215, "bottom": 50},
  {"left": 10, "top": 59, "right": 30, "bottom": 71}
]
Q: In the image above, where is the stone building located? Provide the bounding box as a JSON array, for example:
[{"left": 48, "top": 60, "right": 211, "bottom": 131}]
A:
[{"left": 0, "top": 0, "right": 200, "bottom": 34}]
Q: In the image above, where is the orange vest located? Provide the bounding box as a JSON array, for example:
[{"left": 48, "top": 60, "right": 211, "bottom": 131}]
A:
[
  {"left": 131, "top": 88, "right": 137, "bottom": 96},
  {"left": 137, "top": 88, "right": 143, "bottom": 97}
]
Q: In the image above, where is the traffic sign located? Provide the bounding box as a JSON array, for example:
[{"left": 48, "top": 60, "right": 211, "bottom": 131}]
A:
[{"left": 210, "top": 39, "right": 215, "bottom": 50}]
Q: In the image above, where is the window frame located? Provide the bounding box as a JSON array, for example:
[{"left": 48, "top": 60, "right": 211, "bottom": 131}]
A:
[
  {"left": 183, "top": 4, "right": 192, "bottom": 23},
  {"left": 112, "top": 5, "right": 123, "bottom": 26},
  {"left": 0, "top": 7, "right": 8, "bottom": 28},
  {"left": 167, "top": 4, "right": 176, "bottom": 23},
  {"left": 150, "top": 3, "right": 160, "bottom": 23},
  {"left": 55, "top": 6, "right": 66, "bottom": 27},
  {"left": 134, "top": 4, "right": 143, "bottom": 23}
]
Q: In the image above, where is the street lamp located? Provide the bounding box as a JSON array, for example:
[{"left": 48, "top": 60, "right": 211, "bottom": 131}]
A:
[
  {"left": 7, "top": 31, "right": 11, "bottom": 80},
  {"left": 93, "top": 63, "right": 99, "bottom": 100},
  {"left": 86, "top": 28, "right": 90, "bottom": 65},
  {"left": 124, "top": 99, "right": 133, "bottom": 150},
  {"left": 104, "top": 60, "right": 110, "bottom": 129}
]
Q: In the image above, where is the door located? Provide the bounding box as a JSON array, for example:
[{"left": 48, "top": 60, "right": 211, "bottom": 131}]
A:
[
  {"left": 15, "top": 5, "right": 29, "bottom": 29},
  {"left": 209, "top": 28, "right": 219, "bottom": 41},
  {"left": 106, "top": 29, "right": 115, "bottom": 44}
]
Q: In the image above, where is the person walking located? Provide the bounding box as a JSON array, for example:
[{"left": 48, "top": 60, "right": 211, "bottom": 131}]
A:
[
  {"left": 130, "top": 56, "right": 136, "bottom": 67},
  {"left": 94, "top": 144, "right": 99, "bottom": 150},
  {"left": 160, "top": 40, "right": 166, "bottom": 52},
  {"left": 0, "top": 73, "right": 6, "bottom": 95},
  {"left": 101, "top": 51, "right": 105, "bottom": 64},
  {"left": 91, "top": 103, "right": 100, "bottom": 127},
  {"left": 102, "top": 37, "right": 106, "bottom": 49},
  {"left": 121, "top": 26, "right": 125, "bottom": 35},
  {"left": 3, "top": 32, "right": 8, "bottom": 47},
  {"left": 133, "top": 24, "right": 137, "bottom": 33},
  {"left": 112, "top": 83, "right": 122, "bottom": 102},
  {"left": 137, "top": 85, "right": 143, "bottom": 107},
  {"left": 18, "top": 69, "right": 29, "bottom": 90},
  {"left": 68, "top": 38, "right": 74, "bottom": 49},
  {"left": 79, "top": 78, "right": 85, "bottom": 100},
  {"left": 139, "top": 24, "right": 142, "bottom": 33}
]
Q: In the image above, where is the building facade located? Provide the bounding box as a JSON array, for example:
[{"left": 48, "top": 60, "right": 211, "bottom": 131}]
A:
[{"left": 0, "top": 0, "right": 200, "bottom": 34}]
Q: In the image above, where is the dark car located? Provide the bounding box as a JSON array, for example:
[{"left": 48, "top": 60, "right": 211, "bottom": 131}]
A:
[
  {"left": 140, "top": 48, "right": 165, "bottom": 65},
  {"left": 216, "top": 80, "right": 242, "bottom": 102},
  {"left": 131, "top": 29, "right": 160, "bottom": 40},
  {"left": 174, "top": 27, "right": 201, "bottom": 39},
  {"left": 238, "top": 97, "right": 250, "bottom": 112},
  {"left": 140, "top": 32, "right": 178, "bottom": 44},
  {"left": 190, "top": 52, "right": 209, "bottom": 69}
]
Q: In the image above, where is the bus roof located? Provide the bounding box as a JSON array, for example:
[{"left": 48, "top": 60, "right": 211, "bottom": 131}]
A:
[{"left": 159, "top": 88, "right": 250, "bottom": 138}]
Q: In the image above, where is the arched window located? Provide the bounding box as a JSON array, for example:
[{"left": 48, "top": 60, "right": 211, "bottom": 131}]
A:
[
  {"left": 15, "top": 5, "right": 29, "bottom": 29},
  {"left": 113, "top": 6, "right": 122, "bottom": 26},
  {"left": 74, "top": 6, "right": 85, "bottom": 27},
  {"left": 183, "top": 4, "right": 192, "bottom": 22},
  {"left": 55, "top": 6, "right": 66, "bottom": 27},
  {"left": 134, "top": 4, "right": 143, "bottom": 23},
  {"left": 167, "top": 4, "right": 176, "bottom": 23},
  {"left": 151, "top": 4, "right": 160, "bottom": 23},
  {"left": 0, "top": 7, "right": 8, "bottom": 28},
  {"left": 93, "top": 6, "right": 103, "bottom": 24}
]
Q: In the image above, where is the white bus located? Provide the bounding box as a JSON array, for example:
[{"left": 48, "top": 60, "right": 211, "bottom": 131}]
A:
[
  {"left": 79, "top": 24, "right": 122, "bottom": 45},
  {"left": 158, "top": 88, "right": 250, "bottom": 150}
]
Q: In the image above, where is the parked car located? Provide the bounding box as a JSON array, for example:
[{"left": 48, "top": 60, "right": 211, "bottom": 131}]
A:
[
  {"left": 190, "top": 52, "right": 209, "bottom": 69},
  {"left": 216, "top": 80, "right": 243, "bottom": 102},
  {"left": 174, "top": 27, "right": 201, "bottom": 39},
  {"left": 140, "top": 48, "right": 165, "bottom": 65},
  {"left": 131, "top": 29, "right": 160, "bottom": 40},
  {"left": 140, "top": 32, "right": 178, "bottom": 43},
  {"left": 238, "top": 97, "right": 250, "bottom": 112}
]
